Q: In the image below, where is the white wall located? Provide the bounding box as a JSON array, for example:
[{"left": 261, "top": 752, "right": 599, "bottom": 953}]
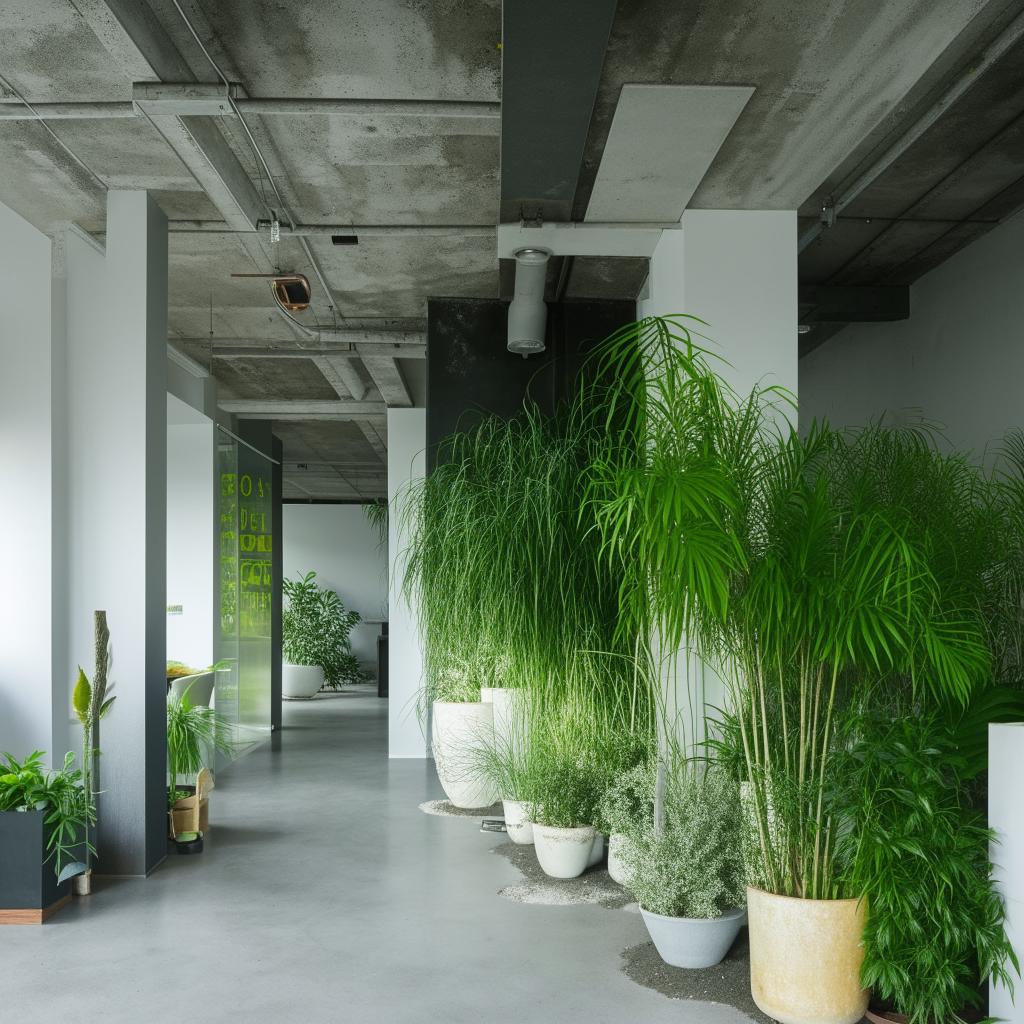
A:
[
  {"left": 800, "top": 210, "right": 1024, "bottom": 456},
  {"left": 282, "top": 504, "right": 387, "bottom": 668},
  {"left": 167, "top": 397, "right": 215, "bottom": 670},
  {"left": 0, "top": 201, "right": 58, "bottom": 759},
  {"left": 387, "top": 409, "right": 427, "bottom": 757}
]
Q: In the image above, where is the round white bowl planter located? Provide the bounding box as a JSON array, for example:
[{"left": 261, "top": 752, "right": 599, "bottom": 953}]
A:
[
  {"left": 607, "top": 832, "right": 634, "bottom": 886},
  {"left": 588, "top": 832, "right": 606, "bottom": 868},
  {"left": 640, "top": 906, "right": 747, "bottom": 969},
  {"left": 502, "top": 799, "right": 534, "bottom": 845},
  {"left": 533, "top": 824, "right": 596, "bottom": 879},
  {"left": 432, "top": 701, "right": 499, "bottom": 809},
  {"left": 747, "top": 887, "right": 868, "bottom": 1024},
  {"left": 282, "top": 663, "right": 324, "bottom": 699}
]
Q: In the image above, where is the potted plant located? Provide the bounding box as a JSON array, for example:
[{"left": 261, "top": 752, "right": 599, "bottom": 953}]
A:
[
  {"left": 282, "top": 571, "right": 363, "bottom": 698},
  {"left": 598, "top": 759, "right": 655, "bottom": 886},
  {"left": 581, "top": 317, "right": 995, "bottom": 1023},
  {"left": 621, "top": 764, "right": 746, "bottom": 968},
  {"left": 837, "top": 712, "right": 1018, "bottom": 1024},
  {"left": 0, "top": 750, "right": 93, "bottom": 922},
  {"left": 167, "top": 692, "right": 232, "bottom": 838}
]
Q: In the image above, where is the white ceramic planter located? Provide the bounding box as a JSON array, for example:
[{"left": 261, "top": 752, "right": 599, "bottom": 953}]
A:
[
  {"left": 480, "top": 687, "right": 528, "bottom": 757},
  {"left": 502, "top": 799, "right": 534, "bottom": 845},
  {"left": 588, "top": 832, "right": 606, "bottom": 867},
  {"left": 641, "top": 906, "right": 746, "bottom": 968},
  {"left": 607, "top": 832, "right": 634, "bottom": 886},
  {"left": 747, "top": 887, "right": 868, "bottom": 1024},
  {"left": 431, "top": 701, "right": 499, "bottom": 809},
  {"left": 282, "top": 663, "right": 324, "bottom": 699},
  {"left": 533, "top": 824, "right": 596, "bottom": 878}
]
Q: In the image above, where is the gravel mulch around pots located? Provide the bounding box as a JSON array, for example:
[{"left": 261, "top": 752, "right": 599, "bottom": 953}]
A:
[
  {"left": 418, "top": 799, "right": 503, "bottom": 818},
  {"left": 491, "top": 840, "right": 634, "bottom": 909},
  {"left": 620, "top": 930, "right": 772, "bottom": 1023}
]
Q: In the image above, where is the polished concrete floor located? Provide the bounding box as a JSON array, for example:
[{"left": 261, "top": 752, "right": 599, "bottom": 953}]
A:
[{"left": 10, "top": 691, "right": 754, "bottom": 1023}]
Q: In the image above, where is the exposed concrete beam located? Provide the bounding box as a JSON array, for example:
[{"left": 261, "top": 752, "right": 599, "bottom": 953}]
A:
[
  {"left": 75, "top": 0, "right": 268, "bottom": 232},
  {"left": 497, "top": 222, "right": 671, "bottom": 258},
  {"left": 799, "top": 285, "right": 910, "bottom": 323},
  {"left": 209, "top": 343, "right": 425, "bottom": 360},
  {"left": 313, "top": 355, "right": 368, "bottom": 401},
  {"left": 164, "top": 221, "right": 495, "bottom": 237},
  {"left": 221, "top": 399, "right": 386, "bottom": 419},
  {"left": 360, "top": 355, "right": 412, "bottom": 408},
  {"left": 357, "top": 421, "right": 388, "bottom": 461}
]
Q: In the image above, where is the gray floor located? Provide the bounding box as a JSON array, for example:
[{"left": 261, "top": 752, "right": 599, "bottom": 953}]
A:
[{"left": 10, "top": 691, "right": 754, "bottom": 1023}]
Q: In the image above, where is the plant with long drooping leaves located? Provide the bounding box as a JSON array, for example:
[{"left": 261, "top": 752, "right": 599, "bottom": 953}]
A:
[
  {"left": 166, "top": 690, "right": 233, "bottom": 807},
  {"left": 579, "top": 315, "right": 992, "bottom": 899}
]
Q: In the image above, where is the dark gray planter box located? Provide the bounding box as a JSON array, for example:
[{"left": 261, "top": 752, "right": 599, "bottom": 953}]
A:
[{"left": 0, "top": 810, "right": 72, "bottom": 923}]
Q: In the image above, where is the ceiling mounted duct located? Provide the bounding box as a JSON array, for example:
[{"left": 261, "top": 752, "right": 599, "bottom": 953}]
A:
[
  {"left": 231, "top": 272, "right": 312, "bottom": 312},
  {"left": 507, "top": 248, "right": 550, "bottom": 357}
]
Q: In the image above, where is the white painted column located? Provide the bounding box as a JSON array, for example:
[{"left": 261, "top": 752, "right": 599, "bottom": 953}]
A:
[
  {"left": 990, "top": 723, "right": 1024, "bottom": 1019},
  {"left": 0, "top": 202, "right": 59, "bottom": 759},
  {"left": 640, "top": 209, "right": 798, "bottom": 751},
  {"left": 66, "top": 191, "right": 168, "bottom": 875},
  {"left": 387, "top": 408, "right": 428, "bottom": 757}
]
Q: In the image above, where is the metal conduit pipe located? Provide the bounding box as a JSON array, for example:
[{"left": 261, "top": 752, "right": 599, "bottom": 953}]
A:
[
  {"left": 799, "top": 6, "right": 1024, "bottom": 253},
  {"left": 0, "top": 98, "right": 499, "bottom": 122}
]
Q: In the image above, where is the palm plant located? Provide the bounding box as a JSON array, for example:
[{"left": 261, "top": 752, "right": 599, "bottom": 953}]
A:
[{"left": 579, "top": 317, "right": 991, "bottom": 899}]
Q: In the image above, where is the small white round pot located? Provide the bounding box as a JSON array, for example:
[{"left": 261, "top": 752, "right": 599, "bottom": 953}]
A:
[
  {"left": 607, "top": 832, "right": 634, "bottom": 886},
  {"left": 747, "top": 887, "right": 868, "bottom": 1024},
  {"left": 533, "top": 824, "right": 596, "bottom": 879},
  {"left": 588, "top": 832, "right": 606, "bottom": 867},
  {"left": 282, "top": 663, "right": 324, "bottom": 699},
  {"left": 431, "top": 701, "right": 499, "bottom": 809},
  {"left": 641, "top": 906, "right": 746, "bottom": 969},
  {"left": 502, "top": 799, "right": 534, "bottom": 845}
]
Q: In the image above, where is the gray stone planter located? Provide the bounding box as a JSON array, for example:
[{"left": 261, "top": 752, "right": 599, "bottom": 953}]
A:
[{"left": 640, "top": 905, "right": 746, "bottom": 968}]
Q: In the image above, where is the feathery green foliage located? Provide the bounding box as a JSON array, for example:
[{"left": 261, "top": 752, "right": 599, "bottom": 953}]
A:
[{"left": 166, "top": 694, "right": 233, "bottom": 806}]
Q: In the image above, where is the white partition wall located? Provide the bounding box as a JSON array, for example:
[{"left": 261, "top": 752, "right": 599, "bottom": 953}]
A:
[
  {"left": 0, "top": 202, "right": 59, "bottom": 760},
  {"left": 387, "top": 409, "right": 428, "bottom": 757},
  {"left": 166, "top": 396, "right": 216, "bottom": 671},
  {"left": 990, "top": 723, "right": 1024, "bottom": 1019}
]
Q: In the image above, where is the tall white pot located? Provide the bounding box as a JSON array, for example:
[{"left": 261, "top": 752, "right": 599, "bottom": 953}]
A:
[
  {"left": 480, "top": 687, "right": 528, "bottom": 757},
  {"left": 432, "top": 701, "right": 499, "bottom": 809}
]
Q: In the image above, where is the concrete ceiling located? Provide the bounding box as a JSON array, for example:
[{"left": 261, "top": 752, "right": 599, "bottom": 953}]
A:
[{"left": 2, "top": 0, "right": 1023, "bottom": 492}]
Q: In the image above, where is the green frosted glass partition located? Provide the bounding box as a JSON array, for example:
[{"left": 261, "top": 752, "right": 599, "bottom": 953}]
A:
[{"left": 216, "top": 427, "right": 273, "bottom": 758}]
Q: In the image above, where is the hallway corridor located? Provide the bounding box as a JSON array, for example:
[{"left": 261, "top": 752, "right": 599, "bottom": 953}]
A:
[{"left": 10, "top": 693, "right": 754, "bottom": 1023}]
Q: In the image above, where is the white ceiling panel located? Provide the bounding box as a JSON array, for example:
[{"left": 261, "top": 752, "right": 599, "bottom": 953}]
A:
[{"left": 585, "top": 84, "right": 755, "bottom": 222}]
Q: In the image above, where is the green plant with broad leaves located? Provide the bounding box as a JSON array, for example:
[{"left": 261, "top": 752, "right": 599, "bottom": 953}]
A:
[
  {"left": 166, "top": 692, "right": 233, "bottom": 807},
  {"left": 622, "top": 762, "right": 746, "bottom": 919},
  {"left": 835, "top": 711, "right": 1018, "bottom": 1024},
  {"left": 0, "top": 750, "right": 94, "bottom": 882},
  {"left": 283, "top": 571, "right": 364, "bottom": 689}
]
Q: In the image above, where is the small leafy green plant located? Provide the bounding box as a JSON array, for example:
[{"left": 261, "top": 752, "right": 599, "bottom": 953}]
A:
[
  {"left": 283, "top": 571, "right": 365, "bottom": 689},
  {"left": 167, "top": 694, "right": 233, "bottom": 807},
  {"left": 622, "top": 764, "right": 746, "bottom": 919},
  {"left": 836, "top": 712, "right": 1018, "bottom": 1024},
  {"left": 598, "top": 759, "right": 656, "bottom": 838},
  {"left": 0, "top": 750, "right": 94, "bottom": 882}
]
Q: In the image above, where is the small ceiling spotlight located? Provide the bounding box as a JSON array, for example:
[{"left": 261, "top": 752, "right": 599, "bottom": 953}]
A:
[{"left": 231, "top": 272, "right": 312, "bottom": 312}]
